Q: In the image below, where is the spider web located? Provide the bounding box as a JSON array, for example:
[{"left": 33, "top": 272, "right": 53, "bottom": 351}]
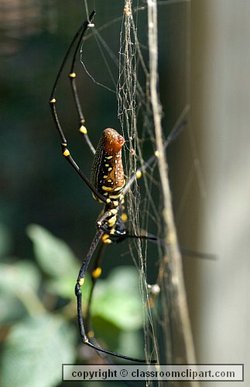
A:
[
  {"left": 81, "top": 0, "right": 196, "bottom": 380},
  {"left": 117, "top": 1, "right": 159, "bottom": 366}
]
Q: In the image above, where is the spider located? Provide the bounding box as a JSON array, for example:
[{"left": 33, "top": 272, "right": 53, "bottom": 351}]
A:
[{"left": 49, "top": 10, "right": 183, "bottom": 363}]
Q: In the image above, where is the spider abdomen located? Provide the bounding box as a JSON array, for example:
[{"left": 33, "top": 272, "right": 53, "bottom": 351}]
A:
[{"left": 91, "top": 128, "right": 125, "bottom": 202}]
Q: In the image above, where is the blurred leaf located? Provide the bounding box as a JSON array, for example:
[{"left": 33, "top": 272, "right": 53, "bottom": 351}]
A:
[
  {"left": 92, "top": 266, "right": 144, "bottom": 330},
  {"left": 118, "top": 330, "right": 144, "bottom": 359},
  {"left": 92, "top": 315, "right": 122, "bottom": 350},
  {"left": 0, "top": 261, "right": 44, "bottom": 315},
  {"left": 1, "top": 314, "right": 76, "bottom": 387},
  {"left": 47, "top": 272, "right": 92, "bottom": 301},
  {"left": 46, "top": 275, "right": 76, "bottom": 300},
  {"left": 0, "top": 261, "right": 44, "bottom": 321},
  {"left": 0, "top": 261, "right": 40, "bottom": 294},
  {"left": 27, "top": 224, "right": 79, "bottom": 278},
  {"left": 0, "top": 296, "right": 26, "bottom": 324},
  {"left": 91, "top": 316, "right": 143, "bottom": 359}
]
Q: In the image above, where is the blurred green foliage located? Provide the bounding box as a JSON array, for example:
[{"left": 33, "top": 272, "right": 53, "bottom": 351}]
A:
[{"left": 0, "top": 224, "right": 144, "bottom": 387}]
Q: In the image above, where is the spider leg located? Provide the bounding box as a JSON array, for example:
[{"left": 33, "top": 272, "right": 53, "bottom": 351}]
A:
[
  {"left": 126, "top": 234, "right": 216, "bottom": 260},
  {"left": 85, "top": 243, "right": 114, "bottom": 364},
  {"left": 119, "top": 228, "right": 216, "bottom": 261},
  {"left": 85, "top": 242, "right": 149, "bottom": 365},
  {"left": 85, "top": 243, "right": 106, "bottom": 333},
  {"left": 68, "top": 14, "right": 95, "bottom": 155},
  {"left": 123, "top": 117, "right": 187, "bottom": 195},
  {"left": 49, "top": 11, "right": 107, "bottom": 203},
  {"left": 75, "top": 229, "right": 151, "bottom": 363},
  {"left": 50, "top": 11, "right": 95, "bottom": 152}
]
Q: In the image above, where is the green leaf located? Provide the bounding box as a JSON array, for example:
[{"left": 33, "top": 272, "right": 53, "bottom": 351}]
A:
[
  {"left": 118, "top": 330, "right": 144, "bottom": 359},
  {"left": 47, "top": 272, "right": 92, "bottom": 300},
  {"left": 1, "top": 314, "right": 76, "bottom": 387},
  {"left": 0, "top": 261, "right": 41, "bottom": 322},
  {"left": 0, "top": 261, "right": 41, "bottom": 294},
  {"left": 46, "top": 275, "right": 76, "bottom": 300},
  {"left": 0, "top": 296, "right": 26, "bottom": 323},
  {"left": 92, "top": 266, "right": 144, "bottom": 330},
  {"left": 27, "top": 224, "right": 79, "bottom": 278}
]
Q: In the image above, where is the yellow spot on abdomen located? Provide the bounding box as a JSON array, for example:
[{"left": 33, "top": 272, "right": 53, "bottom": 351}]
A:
[
  {"left": 102, "top": 185, "right": 113, "bottom": 192},
  {"left": 109, "top": 193, "right": 120, "bottom": 199}
]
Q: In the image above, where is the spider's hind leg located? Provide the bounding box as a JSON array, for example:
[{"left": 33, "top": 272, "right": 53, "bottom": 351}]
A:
[
  {"left": 75, "top": 229, "right": 148, "bottom": 363},
  {"left": 85, "top": 243, "right": 106, "bottom": 336}
]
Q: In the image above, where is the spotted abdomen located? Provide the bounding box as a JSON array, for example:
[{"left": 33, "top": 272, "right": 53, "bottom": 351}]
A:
[{"left": 91, "top": 128, "right": 125, "bottom": 202}]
